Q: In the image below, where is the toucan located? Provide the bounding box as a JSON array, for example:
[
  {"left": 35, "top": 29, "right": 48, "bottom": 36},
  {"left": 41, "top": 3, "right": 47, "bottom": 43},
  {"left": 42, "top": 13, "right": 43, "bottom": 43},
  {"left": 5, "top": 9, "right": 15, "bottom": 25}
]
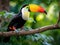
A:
[{"left": 3, "top": 4, "right": 47, "bottom": 42}]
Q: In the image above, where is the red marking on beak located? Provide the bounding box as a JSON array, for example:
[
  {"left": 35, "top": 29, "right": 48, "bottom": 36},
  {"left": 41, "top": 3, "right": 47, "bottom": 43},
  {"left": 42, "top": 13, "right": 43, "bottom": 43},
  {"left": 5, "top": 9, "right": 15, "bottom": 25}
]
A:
[{"left": 38, "top": 7, "right": 45, "bottom": 13}]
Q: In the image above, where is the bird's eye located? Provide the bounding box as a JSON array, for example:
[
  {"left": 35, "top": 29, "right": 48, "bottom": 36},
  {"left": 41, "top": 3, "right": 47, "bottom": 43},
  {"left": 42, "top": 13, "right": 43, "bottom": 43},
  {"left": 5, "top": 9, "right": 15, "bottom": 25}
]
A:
[
  {"left": 26, "top": 6, "right": 31, "bottom": 12},
  {"left": 26, "top": 6, "right": 29, "bottom": 8},
  {"left": 26, "top": 6, "right": 30, "bottom": 12}
]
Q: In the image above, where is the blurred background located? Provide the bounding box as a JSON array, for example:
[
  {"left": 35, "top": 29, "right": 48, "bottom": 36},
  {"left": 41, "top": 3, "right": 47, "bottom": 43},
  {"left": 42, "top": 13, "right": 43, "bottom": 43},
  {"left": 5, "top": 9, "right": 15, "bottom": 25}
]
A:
[{"left": 0, "top": 0, "right": 60, "bottom": 45}]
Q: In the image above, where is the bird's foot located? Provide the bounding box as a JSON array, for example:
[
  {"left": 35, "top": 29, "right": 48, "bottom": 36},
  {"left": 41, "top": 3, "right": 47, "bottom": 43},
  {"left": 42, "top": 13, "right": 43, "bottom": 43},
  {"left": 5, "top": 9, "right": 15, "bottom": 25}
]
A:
[
  {"left": 9, "top": 26, "right": 19, "bottom": 33},
  {"left": 14, "top": 29, "right": 19, "bottom": 33}
]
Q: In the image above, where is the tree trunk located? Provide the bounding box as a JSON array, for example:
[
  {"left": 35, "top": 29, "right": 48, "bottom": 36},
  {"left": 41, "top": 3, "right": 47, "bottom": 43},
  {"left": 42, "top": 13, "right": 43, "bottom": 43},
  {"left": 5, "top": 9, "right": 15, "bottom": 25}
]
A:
[{"left": 0, "top": 0, "right": 10, "bottom": 11}]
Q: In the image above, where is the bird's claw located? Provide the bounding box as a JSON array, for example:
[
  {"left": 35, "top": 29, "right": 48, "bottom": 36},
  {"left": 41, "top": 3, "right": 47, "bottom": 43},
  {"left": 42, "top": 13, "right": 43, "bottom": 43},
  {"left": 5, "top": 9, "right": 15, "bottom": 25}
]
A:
[
  {"left": 9, "top": 26, "right": 19, "bottom": 33},
  {"left": 14, "top": 29, "right": 19, "bottom": 33}
]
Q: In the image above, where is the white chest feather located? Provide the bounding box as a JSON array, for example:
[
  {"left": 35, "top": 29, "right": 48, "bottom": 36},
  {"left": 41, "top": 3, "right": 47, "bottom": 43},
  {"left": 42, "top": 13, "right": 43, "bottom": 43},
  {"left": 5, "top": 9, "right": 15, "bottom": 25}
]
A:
[{"left": 22, "top": 7, "right": 30, "bottom": 20}]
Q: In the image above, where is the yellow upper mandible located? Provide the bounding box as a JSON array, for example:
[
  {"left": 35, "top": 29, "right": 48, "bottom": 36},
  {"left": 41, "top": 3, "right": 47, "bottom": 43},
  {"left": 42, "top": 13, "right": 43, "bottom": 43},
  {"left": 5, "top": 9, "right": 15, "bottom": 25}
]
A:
[{"left": 29, "top": 4, "right": 40, "bottom": 12}]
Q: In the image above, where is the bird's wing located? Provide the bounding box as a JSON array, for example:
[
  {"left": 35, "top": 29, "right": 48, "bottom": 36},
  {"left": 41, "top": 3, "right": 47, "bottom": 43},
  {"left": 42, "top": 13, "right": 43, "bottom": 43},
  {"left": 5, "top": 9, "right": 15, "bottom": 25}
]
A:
[{"left": 8, "top": 14, "right": 22, "bottom": 27}]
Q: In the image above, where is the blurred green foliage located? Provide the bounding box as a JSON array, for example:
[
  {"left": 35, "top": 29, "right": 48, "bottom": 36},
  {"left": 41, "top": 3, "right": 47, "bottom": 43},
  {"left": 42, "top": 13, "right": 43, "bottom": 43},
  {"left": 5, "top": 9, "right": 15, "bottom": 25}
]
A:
[{"left": 0, "top": 0, "right": 60, "bottom": 45}]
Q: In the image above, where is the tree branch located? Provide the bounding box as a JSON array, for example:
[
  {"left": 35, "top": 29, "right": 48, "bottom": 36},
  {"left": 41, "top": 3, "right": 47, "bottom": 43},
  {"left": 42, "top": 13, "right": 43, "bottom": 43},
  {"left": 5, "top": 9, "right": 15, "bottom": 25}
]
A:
[
  {"left": 0, "top": 10, "right": 60, "bottom": 37},
  {"left": 0, "top": 24, "right": 60, "bottom": 37},
  {"left": 0, "top": 11, "right": 59, "bottom": 37}
]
